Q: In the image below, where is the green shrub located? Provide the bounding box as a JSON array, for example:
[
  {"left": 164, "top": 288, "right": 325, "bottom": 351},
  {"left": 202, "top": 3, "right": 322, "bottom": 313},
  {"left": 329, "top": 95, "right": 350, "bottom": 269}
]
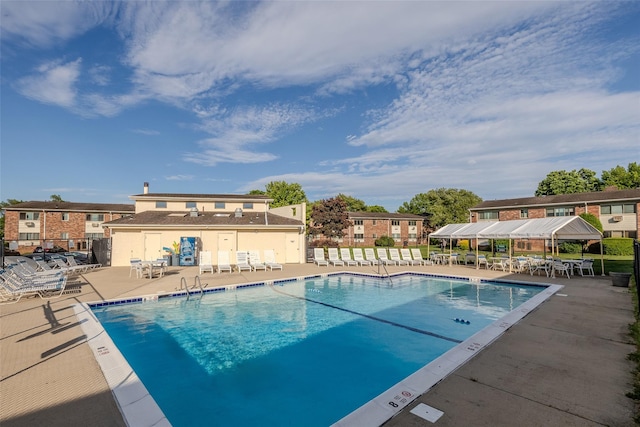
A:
[
  {"left": 603, "top": 238, "right": 634, "bottom": 256},
  {"left": 559, "top": 241, "right": 583, "bottom": 254},
  {"left": 580, "top": 212, "right": 603, "bottom": 232},
  {"left": 375, "top": 235, "right": 395, "bottom": 247}
]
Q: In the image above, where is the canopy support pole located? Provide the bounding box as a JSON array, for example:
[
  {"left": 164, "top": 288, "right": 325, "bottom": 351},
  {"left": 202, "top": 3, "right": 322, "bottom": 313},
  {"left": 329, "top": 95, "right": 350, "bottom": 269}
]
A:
[{"left": 600, "top": 237, "right": 605, "bottom": 276}]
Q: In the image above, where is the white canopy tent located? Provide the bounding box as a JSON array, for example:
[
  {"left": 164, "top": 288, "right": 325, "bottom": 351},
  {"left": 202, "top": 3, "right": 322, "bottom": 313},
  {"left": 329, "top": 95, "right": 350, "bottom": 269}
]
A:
[{"left": 429, "top": 216, "right": 604, "bottom": 274}]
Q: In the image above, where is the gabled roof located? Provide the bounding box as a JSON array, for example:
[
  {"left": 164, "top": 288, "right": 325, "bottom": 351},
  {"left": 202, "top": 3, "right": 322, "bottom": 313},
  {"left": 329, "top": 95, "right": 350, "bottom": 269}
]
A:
[
  {"left": 130, "top": 192, "right": 273, "bottom": 202},
  {"left": 104, "top": 210, "right": 303, "bottom": 228},
  {"left": 471, "top": 188, "right": 640, "bottom": 210},
  {"left": 3, "top": 201, "right": 135, "bottom": 213},
  {"left": 430, "top": 217, "right": 602, "bottom": 240}
]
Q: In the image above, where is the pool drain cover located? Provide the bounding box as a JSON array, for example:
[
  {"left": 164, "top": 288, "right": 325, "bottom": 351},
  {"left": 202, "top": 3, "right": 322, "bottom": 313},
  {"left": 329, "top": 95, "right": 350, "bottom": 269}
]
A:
[{"left": 410, "top": 403, "right": 444, "bottom": 423}]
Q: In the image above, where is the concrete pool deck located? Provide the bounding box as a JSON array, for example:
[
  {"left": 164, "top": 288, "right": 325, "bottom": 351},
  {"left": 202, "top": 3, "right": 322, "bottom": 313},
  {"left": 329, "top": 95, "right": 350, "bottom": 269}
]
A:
[{"left": 0, "top": 262, "right": 636, "bottom": 426}]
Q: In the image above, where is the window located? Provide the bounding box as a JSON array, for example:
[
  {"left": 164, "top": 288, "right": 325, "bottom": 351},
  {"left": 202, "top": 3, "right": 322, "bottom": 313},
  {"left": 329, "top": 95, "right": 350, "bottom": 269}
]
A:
[
  {"left": 60, "top": 232, "right": 69, "bottom": 239},
  {"left": 408, "top": 233, "right": 417, "bottom": 239},
  {"left": 520, "top": 209, "right": 528, "bottom": 219},
  {"left": 602, "top": 204, "right": 636, "bottom": 214},
  {"left": 392, "top": 233, "right": 401, "bottom": 240},
  {"left": 243, "top": 202, "right": 254, "bottom": 209},
  {"left": 372, "top": 233, "right": 377, "bottom": 239},
  {"left": 215, "top": 202, "right": 225, "bottom": 209},
  {"left": 372, "top": 220, "right": 377, "bottom": 225},
  {"left": 185, "top": 202, "right": 197, "bottom": 209},
  {"left": 19, "top": 233, "right": 40, "bottom": 240},
  {"left": 86, "top": 233, "right": 104, "bottom": 239},
  {"left": 408, "top": 221, "right": 416, "bottom": 226},
  {"left": 19, "top": 212, "right": 40, "bottom": 220},
  {"left": 391, "top": 220, "right": 400, "bottom": 226},
  {"left": 354, "top": 233, "right": 364, "bottom": 242},
  {"left": 86, "top": 214, "right": 105, "bottom": 221},
  {"left": 354, "top": 220, "right": 363, "bottom": 225},
  {"left": 156, "top": 201, "right": 167, "bottom": 208},
  {"left": 61, "top": 212, "right": 69, "bottom": 221},
  {"left": 478, "top": 211, "right": 498, "bottom": 220},
  {"left": 546, "top": 207, "right": 574, "bottom": 217}
]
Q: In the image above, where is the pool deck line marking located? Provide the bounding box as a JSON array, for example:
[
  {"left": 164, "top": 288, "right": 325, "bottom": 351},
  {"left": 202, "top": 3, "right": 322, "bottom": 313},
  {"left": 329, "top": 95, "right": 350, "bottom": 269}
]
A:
[{"left": 268, "top": 282, "right": 463, "bottom": 344}]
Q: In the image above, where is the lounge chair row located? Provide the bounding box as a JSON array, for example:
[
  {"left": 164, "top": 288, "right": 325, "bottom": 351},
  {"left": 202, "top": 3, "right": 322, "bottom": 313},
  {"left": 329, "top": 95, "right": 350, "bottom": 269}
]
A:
[
  {"left": 0, "top": 265, "right": 68, "bottom": 304},
  {"left": 199, "top": 250, "right": 283, "bottom": 274},
  {"left": 313, "top": 247, "right": 433, "bottom": 267}
]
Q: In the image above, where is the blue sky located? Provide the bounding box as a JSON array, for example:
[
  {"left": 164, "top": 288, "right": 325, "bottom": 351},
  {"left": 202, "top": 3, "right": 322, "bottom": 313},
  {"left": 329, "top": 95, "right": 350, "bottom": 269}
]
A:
[{"left": 1, "top": 1, "right": 639, "bottom": 211}]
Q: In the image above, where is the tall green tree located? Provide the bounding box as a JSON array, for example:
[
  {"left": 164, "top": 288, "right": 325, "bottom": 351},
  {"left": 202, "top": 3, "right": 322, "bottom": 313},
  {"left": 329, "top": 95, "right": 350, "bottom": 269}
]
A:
[
  {"left": 366, "top": 205, "right": 388, "bottom": 213},
  {"left": 579, "top": 212, "right": 603, "bottom": 233},
  {"left": 50, "top": 194, "right": 65, "bottom": 202},
  {"left": 398, "top": 188, "right": 481, "bottom": 230},
  {"left": 601, "top": 162, "right": 640, "bottom": 189},
  {"left": 535, "top": 168, "right": 602, "bottom": 196},
  {"left": 336, "top": 194, "right": 367, "bottom": 212},
  {"left": 265, "top": 181, "right": 308, "bottom": 208},
  {"left": 309, "top": 197, "right": 352, "bottom": 239}
]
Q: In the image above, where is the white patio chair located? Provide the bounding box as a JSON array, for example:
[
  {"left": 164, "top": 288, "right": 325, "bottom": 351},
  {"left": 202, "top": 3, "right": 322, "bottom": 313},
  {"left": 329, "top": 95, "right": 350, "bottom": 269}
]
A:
[
  {"left": 199, "top": 251, "right": 215, "bottom": 274},
  {"left": 410, "top": 248, "right": 430, "bottom": 265},
  {"left": 235, "top": 251, "right": 253, "bottom": 272},
  {"left": 249, "top": 250, "right": 267, "bottom": 271},
  {"left": 313, "top": 248, "right": 329, "bottom": 267},
  {"left": 339, "top": 248, "right": 358, "bottom": 266},
  {"left": 263, "top": 250, "right": 283, "bottom": 270},
  {"left": 576, "top": 259, "right": 595, "bottom": 276},
  {"left": 389, "top": 248, "right": 408, "bottom": 266},
  {"left": 364, "top": 248, "right": 380, "bottom": 265},
  {"left": 352, "top": 248, "right": 371, "bottom": 266},
  {"left": 327, "top": 248, "right": 344, "bottom": 266},
  {"left": 376, "top": 248, "right": 396, "bottom": 265},
  {"left": 217, "top": 251, "right": 233, "bottom": 273},
  {"left": 401, "top": 248, "right": 420, "bottom": 265}
]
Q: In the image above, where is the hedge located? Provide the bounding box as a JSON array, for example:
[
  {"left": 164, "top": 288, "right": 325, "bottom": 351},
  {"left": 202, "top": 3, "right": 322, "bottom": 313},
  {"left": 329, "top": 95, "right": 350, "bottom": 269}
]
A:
[{"left": 602, "top": 238, "right": 634, "bottom": 256}]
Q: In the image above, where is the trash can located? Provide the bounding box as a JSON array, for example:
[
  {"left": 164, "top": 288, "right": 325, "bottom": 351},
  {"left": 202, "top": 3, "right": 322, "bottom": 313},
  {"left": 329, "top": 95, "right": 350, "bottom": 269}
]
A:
[
  {"left": 163, "top": 255, "right": 172, "bottom": 266},
  {"left": 610, "top": 272, "right": 632, "bottom": 287}
]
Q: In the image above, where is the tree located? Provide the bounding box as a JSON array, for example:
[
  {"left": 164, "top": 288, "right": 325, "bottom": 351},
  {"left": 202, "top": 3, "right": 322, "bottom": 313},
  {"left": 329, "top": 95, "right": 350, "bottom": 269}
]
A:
[
  {"left": 579, "top": 212, "right": 603, "bottom": 233},
  {"left": 309, "top": 197, "right": 352, "bottom": 240},
  {"left": 336, "top": 194, "right": 367, "bottom": 212},
  {"left": 601, "top": 162, "right": 640, "bottom": 190},
  {"left": 366, "top": 205, "right": 388, "bottom": 213},
  {"left": 398, "top": 188, "right": 482, "bottom": 230},
  {"left": 248, "top": 189, "right": 266, "bottom": 195},
  {"left": 264, "top": 181, "right": 308, "bottom": 208},
  {"left": 535, "top": 169, "right": 602, "bottom": 196},
  {"left": 50, "top": 194, "right": 65, "bottom": 202}
]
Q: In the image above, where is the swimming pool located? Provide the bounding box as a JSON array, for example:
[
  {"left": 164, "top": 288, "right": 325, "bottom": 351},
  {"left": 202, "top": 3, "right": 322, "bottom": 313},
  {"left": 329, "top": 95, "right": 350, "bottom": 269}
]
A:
[{"left": 76, "top": 272, "right": 560, "bottom": 426}]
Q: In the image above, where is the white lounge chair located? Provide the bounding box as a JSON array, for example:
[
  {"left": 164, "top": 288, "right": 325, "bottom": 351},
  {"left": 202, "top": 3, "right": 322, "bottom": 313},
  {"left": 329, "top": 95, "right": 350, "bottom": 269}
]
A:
[
  {"left": 313, "top": 248, "right": 329, "bottom": 267},
  {"left": 235, "top": 251, "right": 253, "bottom": 272},
  {"left": 376, "top": 248, "right": 396, "bottom": 265},
  {"left": 217, "top": 251, "right": 233, "bottom": 273},
  {"left": 199, "top": 251, "right": 215, "bottom": 274},
  {"left": 0, "top": 267, "right": 68, "bottom": 304},
  {"left": 352, "top": 248, "right": 371, "bottom": 266},
  {"left": 263, "top": 250, "right": 283, "bottom": 270},
  {"left": 66, "top": 255, "right": 101, "bottom": 272},
  {"left": 339, "top": 248, "right": 358, "bottom": 266},
  {"left": 327, "top": 248, "right": 344, "bottom": 266},
  {"left": 388, "top": 248, "right": 408, "bottom": 266},
  {"left": 364, "top": 248, "right": 379, "bottom": 265},
  {"left": 400, "top": 248, "right": 420, "bottom": 266},
  {"left": 410, "top": 248, "right": 431, "bottom": 265},
  {"left": 249, "top": 250, "right": 267, "bottom": 271}
]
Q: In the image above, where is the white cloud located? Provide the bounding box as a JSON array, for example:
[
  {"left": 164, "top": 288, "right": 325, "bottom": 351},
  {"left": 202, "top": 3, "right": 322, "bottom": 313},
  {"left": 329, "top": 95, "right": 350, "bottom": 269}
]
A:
[{"left": 15, "top": 59, "right": 82, "bottom": 107}]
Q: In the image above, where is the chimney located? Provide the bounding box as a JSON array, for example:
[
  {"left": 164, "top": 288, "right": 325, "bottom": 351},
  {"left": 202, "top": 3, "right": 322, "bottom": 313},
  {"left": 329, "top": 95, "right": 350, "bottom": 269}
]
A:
[
  {"left": 143, "top": 182, "right": 149, "bottom": 194},
  {"left": 235, "top": 208, "right": 243, "bottom": 218}
]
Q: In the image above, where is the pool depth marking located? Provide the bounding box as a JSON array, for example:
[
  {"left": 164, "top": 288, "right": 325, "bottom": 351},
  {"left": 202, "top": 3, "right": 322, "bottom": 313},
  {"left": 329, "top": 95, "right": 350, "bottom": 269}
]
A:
[{"left": 268, "top": 283, "right": 462, "bottom": 344}]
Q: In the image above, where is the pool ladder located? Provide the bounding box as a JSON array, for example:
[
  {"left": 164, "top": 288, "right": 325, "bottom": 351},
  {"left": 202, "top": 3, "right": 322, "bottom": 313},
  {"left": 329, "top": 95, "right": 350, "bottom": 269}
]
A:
[
  {"left": 377, "top": 262, "right": 394, "bottom": 286},
  {"left": 180, "top": 276, "right": 205, "bottom": 300}
]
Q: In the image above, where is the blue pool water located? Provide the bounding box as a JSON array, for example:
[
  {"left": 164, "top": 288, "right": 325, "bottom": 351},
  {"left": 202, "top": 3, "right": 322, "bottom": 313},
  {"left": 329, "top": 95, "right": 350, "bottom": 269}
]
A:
[{"left": 91, "top": 273, "right": 544, "bottom": 426}]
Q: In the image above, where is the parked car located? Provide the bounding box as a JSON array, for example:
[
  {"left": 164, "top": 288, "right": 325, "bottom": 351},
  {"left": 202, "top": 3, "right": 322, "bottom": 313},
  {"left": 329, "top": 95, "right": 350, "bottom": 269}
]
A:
[
  {"left": 3, "top": 248, "right": 20, "bottom": 256},
  {"left": 34, "top": 245, "right": 67, "bottom": 253}
]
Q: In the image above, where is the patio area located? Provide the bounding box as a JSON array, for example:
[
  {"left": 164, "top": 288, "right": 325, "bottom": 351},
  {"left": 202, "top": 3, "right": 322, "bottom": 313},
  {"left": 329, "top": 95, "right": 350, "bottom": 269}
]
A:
[{"left": 0, "top": 262, "right": 636, "bottom": 426}]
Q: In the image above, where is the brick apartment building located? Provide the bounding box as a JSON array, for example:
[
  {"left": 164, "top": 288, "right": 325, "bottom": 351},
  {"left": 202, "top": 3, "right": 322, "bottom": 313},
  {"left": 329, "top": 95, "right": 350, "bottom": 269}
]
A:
[
  {"left": 336, "top": 211, "right": 424, "bottom": 247},
  {"left": 469, "top": 188, "right": 640, "bottom": 252},
  {"left": 3, "top": 201, "right": 135, "bottom": 253}
]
